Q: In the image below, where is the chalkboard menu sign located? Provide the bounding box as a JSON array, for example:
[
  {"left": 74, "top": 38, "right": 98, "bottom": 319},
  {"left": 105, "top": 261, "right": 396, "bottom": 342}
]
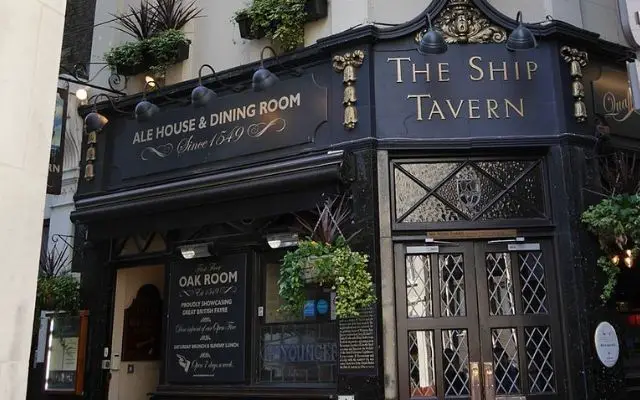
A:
[
  {"left": 338, "top": 304, "right": 377, "bottom": 375},
  {"left": 167, "top": 253, "right": 247, "bottom": 383}
]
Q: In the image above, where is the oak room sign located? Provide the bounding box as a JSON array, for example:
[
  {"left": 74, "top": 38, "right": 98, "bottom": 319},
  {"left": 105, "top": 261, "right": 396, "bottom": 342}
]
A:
[
  {"left": 109, "top": 75, "right": 328, "bottom": 179},
  {"left": 374, "top": 43, "right": 559, "bottom": 139}
]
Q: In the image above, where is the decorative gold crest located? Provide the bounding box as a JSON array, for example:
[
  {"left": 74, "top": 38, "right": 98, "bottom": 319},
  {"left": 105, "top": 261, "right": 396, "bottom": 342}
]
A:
[
  {"left": 415, "top": 0, "right": 506, "bottom": 44},
  {"left": 560, "top": 46, "right": 589, "bottom": 123}
]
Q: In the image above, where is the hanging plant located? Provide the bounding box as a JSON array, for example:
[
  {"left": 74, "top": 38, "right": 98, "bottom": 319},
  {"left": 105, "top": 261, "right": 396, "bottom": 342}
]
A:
[
  {"left": 278, "top": 196, "right": 376, "bottom": 318},
  {"left": 581, "top": 194, "right": 640, "bottom": 302},
  {"left": 235, "top": 0, "right": 307, "bottom": 52},
  {"left": 36, "top": 246, "right": 80, "bottom": 314}
]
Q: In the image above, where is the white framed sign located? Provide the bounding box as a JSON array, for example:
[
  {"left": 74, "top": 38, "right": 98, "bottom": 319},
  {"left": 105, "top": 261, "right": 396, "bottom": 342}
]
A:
[{"left": 594, "top": 321, "right": 620, "bottom": 368}]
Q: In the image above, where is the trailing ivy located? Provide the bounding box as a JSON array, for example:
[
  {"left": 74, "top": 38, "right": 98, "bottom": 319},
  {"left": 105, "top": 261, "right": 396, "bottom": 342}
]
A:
[
  {"left": 582, "top": 194, "right": 640, "bottom": 302},
  {"left": 278, "top": 236, "right": 376, "bottom": 319},
  {"left": 237, "top": 0, "right": 307, "bottom": 52}
]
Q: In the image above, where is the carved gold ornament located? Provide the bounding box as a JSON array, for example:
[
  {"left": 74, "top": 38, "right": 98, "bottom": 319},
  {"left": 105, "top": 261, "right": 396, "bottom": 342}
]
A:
[
  {"left": 333, "top": 50, "right": 365, "bottom": 130},
  {"left": 415, "top": 0, "right": 506, "bottom": 45},
  {"left": 84, "top": 125, "right": 97, "bottom": 181},
  {"left": 560, "top": 46, "right": 589, "bottom": 123}
]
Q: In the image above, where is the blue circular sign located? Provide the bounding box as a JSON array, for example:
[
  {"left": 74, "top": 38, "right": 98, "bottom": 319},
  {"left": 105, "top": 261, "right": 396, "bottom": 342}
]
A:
[{"left": 316, "top": 299, "right": 329, "bottom": 315}]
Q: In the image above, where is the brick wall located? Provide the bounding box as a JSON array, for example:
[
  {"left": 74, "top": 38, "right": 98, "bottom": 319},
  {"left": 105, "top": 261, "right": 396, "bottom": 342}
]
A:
[{"left": 59, "top": 0, "right": 97, "bottom": 77}]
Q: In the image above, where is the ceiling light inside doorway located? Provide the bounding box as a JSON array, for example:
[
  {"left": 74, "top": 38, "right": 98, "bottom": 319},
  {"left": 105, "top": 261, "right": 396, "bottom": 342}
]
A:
[
  {"left": 266, "top": 233, "right": 299, "bottom": 249},
  {"left": 179, "top": 243, "right": 213, "bottom": 259}
]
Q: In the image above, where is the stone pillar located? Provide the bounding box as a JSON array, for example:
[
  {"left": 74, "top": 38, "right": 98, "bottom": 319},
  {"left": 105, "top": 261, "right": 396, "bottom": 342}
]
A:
[{"left": 0, "top": 1, "right": 67, "bottom": 398}]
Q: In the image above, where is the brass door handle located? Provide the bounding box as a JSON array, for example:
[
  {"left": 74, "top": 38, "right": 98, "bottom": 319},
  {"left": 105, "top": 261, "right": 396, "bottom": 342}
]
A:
[
  {"left": 483, "top": 362, "right": 496, "bottom": 400},
  {"left": 470, "top": 361, "right": 482, "bottom": 400}
]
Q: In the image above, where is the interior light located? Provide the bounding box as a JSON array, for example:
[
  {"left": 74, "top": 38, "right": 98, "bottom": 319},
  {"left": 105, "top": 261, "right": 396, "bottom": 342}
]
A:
[
  {"left": 266, "top": 233, "right": 299, "bottom": 249},
  {"left": 179, "top": 243, "right": 213, "bottom": 259}
]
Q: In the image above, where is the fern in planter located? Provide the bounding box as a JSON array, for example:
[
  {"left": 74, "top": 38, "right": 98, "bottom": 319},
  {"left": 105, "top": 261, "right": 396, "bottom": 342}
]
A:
[
  {"left": 36, "top": 247, "right": 80, "bottom": 314},
  {"left": 278, "top": 196, "right": 376, "bottom": 318},
  {"left": 236, "top": 0, "right": 307, "bottom": 51}
]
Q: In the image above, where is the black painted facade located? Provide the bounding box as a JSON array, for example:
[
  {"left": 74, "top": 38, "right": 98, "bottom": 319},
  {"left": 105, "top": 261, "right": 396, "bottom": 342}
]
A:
[{"left": 70, "top": 1, "right": 640, "bottom": 399}]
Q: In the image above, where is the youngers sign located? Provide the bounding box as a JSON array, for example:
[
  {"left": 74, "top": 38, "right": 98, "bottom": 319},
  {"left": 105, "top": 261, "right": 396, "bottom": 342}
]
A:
[
  {"left": 374, "top": 44, "right": 558, "bottom": 139},
  {"left": 112, "top": 75, "right": 327, "bottom": 179}
]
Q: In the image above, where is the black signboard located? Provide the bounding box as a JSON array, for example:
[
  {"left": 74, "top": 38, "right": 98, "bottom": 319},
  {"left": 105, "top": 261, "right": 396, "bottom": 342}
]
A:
[
  {"left": 338, "top": 304, "right": 377, "bottom": 376},
  {"left": 110, "top": 75, "right": 327, "bottom": 179},
  {"left": 167, "top": 254, "right": 247, "bottom": 384},
  {"left": 592, "top": 66, "right": 640, "bottom": 138},
  {"left": 47, "top": 88, "right": 67, "bottom": 194},
  {"left": 374, "top": 42, "right": 559, "bottom": 139}
]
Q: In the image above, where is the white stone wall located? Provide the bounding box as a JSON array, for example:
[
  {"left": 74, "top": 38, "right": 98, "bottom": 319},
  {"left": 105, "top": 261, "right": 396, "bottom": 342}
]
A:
[{"left": 0, "top": 1, "right": 67, "bottom": 398}]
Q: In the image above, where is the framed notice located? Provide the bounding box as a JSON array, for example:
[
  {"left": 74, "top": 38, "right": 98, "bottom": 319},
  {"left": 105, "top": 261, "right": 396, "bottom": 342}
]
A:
[
  {"left": 42, "top": 311, "right": 89, "bottom": 394},
  {"left": 166, "top": 254, "right": 247, "bottom": 384}
]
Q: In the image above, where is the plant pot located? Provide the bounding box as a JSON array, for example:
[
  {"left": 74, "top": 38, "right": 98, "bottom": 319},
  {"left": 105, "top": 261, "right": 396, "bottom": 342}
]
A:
[
  {"left": 116, "top": 63, "right": 148, "bottom": 77},
  {"left": 304, "top": 0, "right": 328, "bottom": 22},
  {"left": 174, "top": 41, "right": 190, "bottom": 63},
  {"left": 236, "top": 13, "right": 266, "bottom": 40}
]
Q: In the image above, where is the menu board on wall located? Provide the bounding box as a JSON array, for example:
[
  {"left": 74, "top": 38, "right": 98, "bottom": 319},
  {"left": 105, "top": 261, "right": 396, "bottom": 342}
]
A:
[{"left": 166, "top": 254, "right": 247, "bottom": 383}]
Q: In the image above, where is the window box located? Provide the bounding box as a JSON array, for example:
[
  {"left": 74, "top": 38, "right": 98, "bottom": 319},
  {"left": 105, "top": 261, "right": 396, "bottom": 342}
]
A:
[
  {"left": 305, "top": 0, "right": 328, "bottom": 22},
  {"left": 236, "top": 0, "right": 327, "bottom": 40}
]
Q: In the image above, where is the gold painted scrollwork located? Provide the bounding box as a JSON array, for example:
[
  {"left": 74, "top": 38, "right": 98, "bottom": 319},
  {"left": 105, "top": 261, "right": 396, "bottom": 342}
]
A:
[
  {"left": 415, "top": 0, "right": 506, "bottom": 45},
  {"left": 333, "top": 50, "right": 365, "bottom": 130},
  {"left": 560, "top": 46, "right": 589, "bottom": 123}
]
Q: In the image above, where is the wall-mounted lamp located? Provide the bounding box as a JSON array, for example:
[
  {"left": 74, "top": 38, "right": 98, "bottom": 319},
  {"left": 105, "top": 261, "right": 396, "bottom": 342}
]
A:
[
  {"left": 179, "top": 243, "right": 214, "bottom": 259},
  {"left": 75, "top": 88, "right": 88, "bottom": 102},
  {"left": 506, "top": 11, "right": 537, "bottom": 51},
  {"left": 266, "top": 233, "right": 299, "bottom": 249},
  {"left": 191, "top": 64, "right": 219, "bottom": 107},
  {"left": 417, "top": 13, "right": 447, "bottom": 55},
  {"left": 253, "top": 46, "right": 280, "bottom": 92},
  {"left": 135, "top": 81, "right": 160, "bottom": 122},
  {"left": 84, "top": 93, "right": 125, "bottom": 132}
]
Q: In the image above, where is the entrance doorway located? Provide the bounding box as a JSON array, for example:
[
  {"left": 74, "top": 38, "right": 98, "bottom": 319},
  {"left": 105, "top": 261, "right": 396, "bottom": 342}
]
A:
[{"left": 395, "top": 240, "right": 565, "bottom": 400}]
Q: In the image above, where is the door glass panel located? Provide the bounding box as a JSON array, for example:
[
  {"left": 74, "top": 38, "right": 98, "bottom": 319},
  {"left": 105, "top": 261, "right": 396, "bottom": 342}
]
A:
[
  {"left": 408, "top": 330, "right": 436, "bottom": 398},
  {"left": 442, "top": 329, "right": 470, "bottom": 397},
  {"left": 486, "top": 252, "right": 515, "bottom": 315},
  {"left": 491, "top": 328, "right": 521, "bottom": 394},
  {"left": 406, "top": 255, "right": 433, "bottom": 318},
  {"left": 439, "top": 254, "right": 466, "bottom": 317},
  {"left": 525, "top": 326, "right": 556, "bottom": 393},
  {"left": 519, "top": 252, "right": 549, "bottom": 314}
]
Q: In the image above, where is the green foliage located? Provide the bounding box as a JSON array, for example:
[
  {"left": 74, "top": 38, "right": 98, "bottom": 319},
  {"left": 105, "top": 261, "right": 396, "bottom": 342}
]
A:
[
  {"left": 238, "top": 0, "right": 308, "bottom": 52},
  {"left": 581, "top": 194, "right": 640, "bottom": 302},
  {"left": 111, "top": 0, "right": 158, "bottom": 40},
  {"left": 155, "top": 0, "right": 204, "bottom": 31},
  {"left": 36, "top": 275, "right": 80, "bottom": 314},
  {"left": 278, "top": 236, "right": 376, "bottom": 319},
  {"left": 104, "top": 29, "right": 190, "bottom": 76}
]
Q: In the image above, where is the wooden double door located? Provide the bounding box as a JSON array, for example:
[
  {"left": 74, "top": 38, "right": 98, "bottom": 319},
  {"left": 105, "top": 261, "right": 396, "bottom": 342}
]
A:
[{"left": 395, "top": 240, "right": 565, "bottom": 400}]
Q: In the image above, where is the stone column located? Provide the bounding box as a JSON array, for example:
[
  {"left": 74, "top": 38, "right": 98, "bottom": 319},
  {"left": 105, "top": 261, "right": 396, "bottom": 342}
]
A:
[{"left": 0, "top": 1, "right": 67, "bottom": 398}]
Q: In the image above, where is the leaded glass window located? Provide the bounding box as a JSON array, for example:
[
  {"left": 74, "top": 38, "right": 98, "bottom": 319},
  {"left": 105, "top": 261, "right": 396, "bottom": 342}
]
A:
[{"left": 393, "top": 158, "right": 547, "bottom": 223}]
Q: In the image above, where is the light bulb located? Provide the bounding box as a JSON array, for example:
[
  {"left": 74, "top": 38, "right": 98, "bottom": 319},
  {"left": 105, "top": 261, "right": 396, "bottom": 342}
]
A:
[
  {"left": 626, "top": 249, "right": 633, "bottom": 257},
  {"left": 145, "top": 76, "right": 156, "bottom": 87},
  {"left": 75, "top": 88, "right": 88, "bottom": 101},
  {"left": 624, "top": 256, "right": 633, "bottom": 268},
  {"left": 612, "top": 255, "right": 620, "bottom": 264}
]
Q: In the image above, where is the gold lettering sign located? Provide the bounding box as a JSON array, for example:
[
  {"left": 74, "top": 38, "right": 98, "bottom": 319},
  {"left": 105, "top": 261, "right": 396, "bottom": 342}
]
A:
[{"left": 387, "top": 56, "right": 539, "bottom": 121}]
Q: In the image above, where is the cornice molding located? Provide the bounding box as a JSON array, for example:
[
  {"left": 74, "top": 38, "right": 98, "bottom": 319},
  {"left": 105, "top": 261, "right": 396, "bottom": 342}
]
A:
[{"left": 80, "top": 0, "right": 635, "bottom": 116}]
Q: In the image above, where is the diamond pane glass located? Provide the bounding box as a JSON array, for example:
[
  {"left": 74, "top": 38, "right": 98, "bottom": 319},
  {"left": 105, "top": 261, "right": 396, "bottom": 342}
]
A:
[
  {"left": 395, "top": 168, "right": 427, "bottom": 218},
  {"left": 525, "top": 327, "right": 555, "bottom": 393},
  {"left": 519, "top": 252, "right": 548, "bottom": 314},
  {"left": 439, "top": 254, "right": 466, "bottom": 317},
  {"left": 404, "top": 196, "right": 462, "bottom": 223},
  {"left": 486, "top": 252, "right": 515, "bottom": 315},
  {"left": 409, "top": 331, "right": 436, "bottom": 398},
  {"left": 435, "top": 164, "right": 503, "bottom": 219},
  {"left": 476, "top": 160, "right": 530, "bottom": 183},
  {"left": 491, "top": 328, "right": 521, "bottom": 394},
  {"left": 406, "top": 255, "right": 432, "bottom": 318},
  {"left": 401, "top": 163, "right": 460, "bottom": 189},
  {"left": 442, "top": 329, "right": 470, "bottom": 396}
]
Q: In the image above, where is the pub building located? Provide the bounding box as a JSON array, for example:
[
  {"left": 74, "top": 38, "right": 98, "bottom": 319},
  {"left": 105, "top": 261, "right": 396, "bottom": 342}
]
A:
[{"left": 67, "top": 0, "right": 640, "bottom": 399}]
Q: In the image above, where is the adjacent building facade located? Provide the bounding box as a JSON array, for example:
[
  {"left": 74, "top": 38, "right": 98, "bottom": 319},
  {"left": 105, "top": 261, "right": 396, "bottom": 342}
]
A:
[{"left": 60, "top": 1, "right": 640, "bottom": 399}]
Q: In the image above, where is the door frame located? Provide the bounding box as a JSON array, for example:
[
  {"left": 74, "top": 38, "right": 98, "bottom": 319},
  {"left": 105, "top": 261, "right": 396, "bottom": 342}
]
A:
[{"left": 394, "top": 237, "right": 567, "bottom": 400}]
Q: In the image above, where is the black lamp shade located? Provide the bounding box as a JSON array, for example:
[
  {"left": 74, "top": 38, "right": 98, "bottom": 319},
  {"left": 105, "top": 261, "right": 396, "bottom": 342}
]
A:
[
  {"left": 418, "top": 30, "right": 448, "bottom": 55},
  {"left": 252, "top": 67, "right": 279, "bottom": 91},
  {"left": 191, "top": 85, "right": 217, "bottom": 107},
  {"left": 84, "top": 112, "right": 109, "bottom": 132},
  {"left": 506, "top": 24, "right": 537, "bottom": 51},
  {"left": 135, "top": 100, "right": 160, "bottom": 122}
]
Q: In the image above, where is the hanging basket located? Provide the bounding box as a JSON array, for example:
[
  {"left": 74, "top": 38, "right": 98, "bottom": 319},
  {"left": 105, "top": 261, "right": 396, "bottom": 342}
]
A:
[{"left": 300, "top": 254, "right": 333, "bottom": 284}]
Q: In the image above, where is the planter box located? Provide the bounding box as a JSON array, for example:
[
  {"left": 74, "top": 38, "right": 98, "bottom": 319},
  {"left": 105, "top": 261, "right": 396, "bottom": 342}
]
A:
[
  {"left": 236, "top": 13, "right": 265, "bottom": 40},
  {"left": 305, "top": 0, "right": 328, "bottom": 22},
  {"left": 236, "top": 0, "right": 327, "bottom": 40},
  {"left": 115, "top": 42, "right": 190, "bottom": 77},
  {"left": 115, "top": 63, "right": 148, "bottom": 77},
  {"left": 173, "top": 41, "right": 190, "bottom": 64}
]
